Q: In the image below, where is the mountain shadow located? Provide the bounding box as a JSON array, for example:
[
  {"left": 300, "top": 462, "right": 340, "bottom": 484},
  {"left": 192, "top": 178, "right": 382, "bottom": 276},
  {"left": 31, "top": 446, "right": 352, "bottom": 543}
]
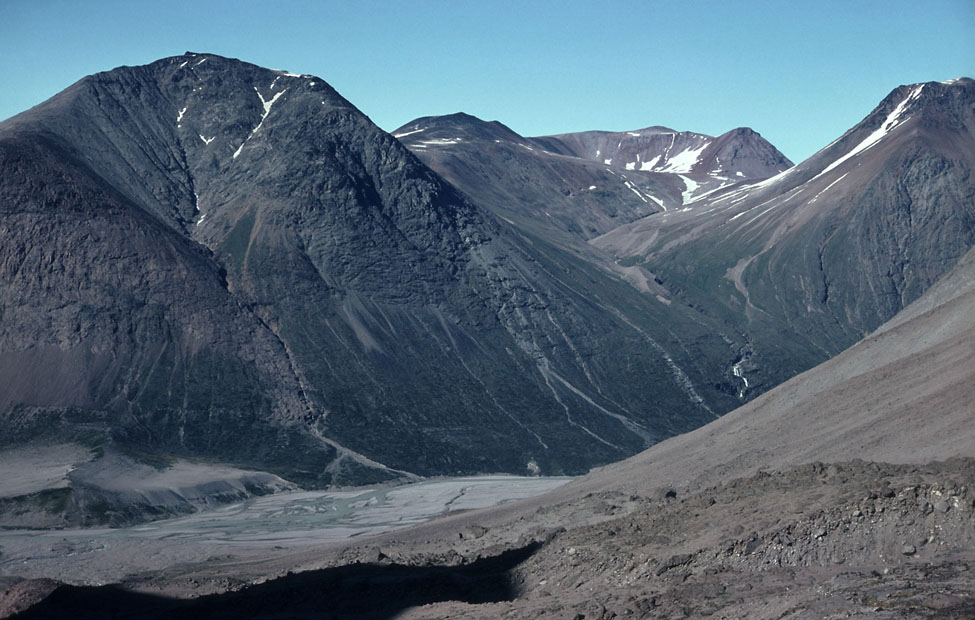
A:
[{"left": 12, "top": 543, "right": 541, "bottom": 620}]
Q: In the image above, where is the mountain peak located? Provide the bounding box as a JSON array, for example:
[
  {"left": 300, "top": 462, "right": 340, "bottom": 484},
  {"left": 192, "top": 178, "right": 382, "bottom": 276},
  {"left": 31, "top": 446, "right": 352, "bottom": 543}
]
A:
[
  {"left": 932, "top": 76, "right": 973, "bottom": 86},
  {"left": 393, "top": 112, "right": 524, "bottom": 144},
  {"left": 532, "top": 124, "right": 789, "bottom": 180}
]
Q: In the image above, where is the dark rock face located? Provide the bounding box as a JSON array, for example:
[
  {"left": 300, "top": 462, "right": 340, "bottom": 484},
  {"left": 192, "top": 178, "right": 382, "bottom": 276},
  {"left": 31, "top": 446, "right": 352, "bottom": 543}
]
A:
[
  {"left": 0, "top": 53, "right": 742, "bottom": 486},
  {"left": 0, "top": 125, "right": 337, "bottom": 487}
]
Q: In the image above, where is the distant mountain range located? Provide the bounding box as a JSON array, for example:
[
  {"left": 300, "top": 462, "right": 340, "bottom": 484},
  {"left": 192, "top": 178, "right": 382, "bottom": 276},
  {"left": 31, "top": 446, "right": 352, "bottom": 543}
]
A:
[
  {"left": 1, "top": 52, "right": 972, "bottom": 526},
  {"left": 392, "top": 114, "right": 791, "bottom": 243}
]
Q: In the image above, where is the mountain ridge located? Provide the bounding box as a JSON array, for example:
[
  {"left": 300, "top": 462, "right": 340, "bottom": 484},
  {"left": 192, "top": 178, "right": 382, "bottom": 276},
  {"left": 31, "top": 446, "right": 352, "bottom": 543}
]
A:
[
  {"left": 593, "top": 76, "right": 975, "bottom": 393},
  {"left": 532, "top": 123, "right": 792, "bottom": 180}
]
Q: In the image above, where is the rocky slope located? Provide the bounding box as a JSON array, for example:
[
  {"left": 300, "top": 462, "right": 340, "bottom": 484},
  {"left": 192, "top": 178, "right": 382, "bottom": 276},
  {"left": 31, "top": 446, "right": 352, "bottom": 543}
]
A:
[
  {"left": 595, "top": 77, "right": 975, "bottom": 394},
  {"left": 0, "top": 53, "right": 753, "bottom": 518}
]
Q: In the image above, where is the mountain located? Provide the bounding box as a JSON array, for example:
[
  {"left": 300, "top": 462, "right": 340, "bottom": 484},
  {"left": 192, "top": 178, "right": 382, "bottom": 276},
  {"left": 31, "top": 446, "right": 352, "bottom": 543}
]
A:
[
  {"left": 594, "top": 77, "right": 975, "bottom": 393},
  {"left": 531, "top": 124, "right": 792, "bottom": 206},
  {"left": 3, "top": 59, "right": 975, "bottom": 617},
  {"left": 533, "top": 124, "right": 791, "bottom": 180},
  {"left": 397, "top": 80, "right": 975, "bottom": 400},
  {"left": 393, "top": 116, "right": 792, "bottom": 246},
  {"left": 0, "top": 53, "right": 753, "bottom": 523},
  {"left": 392, "top": 113, "right": 676, "bottom": 245}
]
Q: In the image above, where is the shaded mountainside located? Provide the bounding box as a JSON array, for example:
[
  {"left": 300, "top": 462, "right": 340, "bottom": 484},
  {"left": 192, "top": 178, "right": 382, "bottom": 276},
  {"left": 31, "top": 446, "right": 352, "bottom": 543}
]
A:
[
  {"left": 0, "top": 53, "right": 750, "bottom": 501},
  {"left": 595, "top": 78, "right": 975, "bottom": 394}
]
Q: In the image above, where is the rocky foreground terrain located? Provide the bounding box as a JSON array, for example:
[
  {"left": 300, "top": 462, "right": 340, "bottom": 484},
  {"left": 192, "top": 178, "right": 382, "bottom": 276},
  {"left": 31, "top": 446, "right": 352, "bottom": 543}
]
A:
[{"left": 3, "top": 459, "right": 972, "bottom": 619}]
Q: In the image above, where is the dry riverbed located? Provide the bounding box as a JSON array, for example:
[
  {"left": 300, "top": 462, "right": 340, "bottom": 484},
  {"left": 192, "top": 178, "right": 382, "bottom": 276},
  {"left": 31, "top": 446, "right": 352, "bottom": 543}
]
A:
[{"left": 0, "top": 475, "right": 570, "bottom": 585}]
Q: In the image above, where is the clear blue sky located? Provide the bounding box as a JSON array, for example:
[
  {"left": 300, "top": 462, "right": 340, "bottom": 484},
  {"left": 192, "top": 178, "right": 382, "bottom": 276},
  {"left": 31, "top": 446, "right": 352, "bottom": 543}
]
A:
[{"left": 1, "top": 0, "right": 972, "bottom": 163}]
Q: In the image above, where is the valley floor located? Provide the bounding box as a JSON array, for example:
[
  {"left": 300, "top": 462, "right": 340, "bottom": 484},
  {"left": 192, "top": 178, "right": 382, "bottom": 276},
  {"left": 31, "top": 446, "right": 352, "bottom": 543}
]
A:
[
  {"left": 0, "top": 476, "right": 569, "bottom": 586},
  {"left": 3, "top": 459, "right": 973, "bottom": 618}
]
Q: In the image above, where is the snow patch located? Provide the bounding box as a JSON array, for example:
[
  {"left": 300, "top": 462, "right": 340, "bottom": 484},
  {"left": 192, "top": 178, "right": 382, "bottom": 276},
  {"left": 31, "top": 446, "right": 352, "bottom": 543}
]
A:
[
  {"left": 640, "top": 155, "right": 661, "bottom": 171},
  {"left": 679, "top": 175, "right": 700, "bottom": 204},
  {"left": 620, "top": 179, "right": 666, "bottom": 210},
  {"left": 177, "top": 107, "right": 187, "bottom": 123},
  {"left": 818, "top": 84, "right": 924, "bottom": 177},
  {"left": 256, "top": 87, "right": 287, "bottom": 116},
  {"left": 745, "top": 165, "right": 795, "bottom": 193},
  {"left": 416, "top": 138, "right": 462, "bottom": 146},
  {"left": 659, "top": 142, "right": 708, "bottom": 174},
  {"left": 807, "top": 172, "right": 849, "bottom": 204},
  {"left": 625, "top": 162, "right": 636, "bottom": 170},
  {"left": 739, "top": 185, "right": 804, "bottom": 225},
  {"left": 178, "top": 61, "right": 188, "bottom": 70},
  {"left": 732, "top": 361, "right": 749, "bottom": 398},
  {"left": 588, "top": 185, "right": 597, "bottom": 190},
  {"left": 199, "top": 135, "right": 215, "bottom": 145},
  {"left": 393, "top": 128, "right": 425, "bottom": 138},
  {"left": 690, "top": 181, "right": 734, "bottom": 203},
  {"left": 234, "top": 87, "right": 288, "bottom": 160},
  {"left": 195, "top": 57, "right": 207, "bottom": 66},
  {"left": 664, "top": 133, "right": 676, "bottom": 157},
  {"left": 604, "top": 159, "right": 612, "bottom": 165},
  {"left": 646, "top": 193, "right": 666, "bottom": 210},
  {"left": 622, "top": 180, "right": 648, "bottom": 204}
]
